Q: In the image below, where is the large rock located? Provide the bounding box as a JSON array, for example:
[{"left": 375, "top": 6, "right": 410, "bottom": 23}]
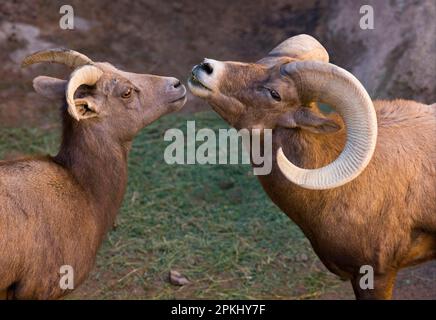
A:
[{"left": 322, "top": 0, "right": 435, "bottom": 104}]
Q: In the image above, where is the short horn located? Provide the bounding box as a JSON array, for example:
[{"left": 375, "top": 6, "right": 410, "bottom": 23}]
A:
[
  {"left": 22, "top": 48, "right": 93, "bottom": 68},
  {"left": 66, "top": 65, "right": 103, "bottom": 121},
  {"left": 277, "top": 61, "right": 378, "bottom": 190}
]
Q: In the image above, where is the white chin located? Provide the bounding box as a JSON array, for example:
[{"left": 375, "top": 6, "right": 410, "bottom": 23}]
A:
[{"left": 188, "top": 80, "right": 212, "bottom": 98}]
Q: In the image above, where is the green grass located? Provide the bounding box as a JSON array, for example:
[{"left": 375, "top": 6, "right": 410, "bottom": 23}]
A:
[{"left": 0, "top": 111, "right": 342, "bottom": 299}]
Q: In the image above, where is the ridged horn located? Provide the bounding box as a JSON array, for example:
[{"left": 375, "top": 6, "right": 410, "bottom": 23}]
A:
[
  {"left": 277, "top": 61, "right": 378, "bottom": 190},
  {"left": 258, "top": 34, "right": 329, "bottom": 66},
  {"left": 22, "top": 48, "right": 93, "bottom": 69},
  {"left": 66, "top": 65, "right": 103, "bottom": 121}
]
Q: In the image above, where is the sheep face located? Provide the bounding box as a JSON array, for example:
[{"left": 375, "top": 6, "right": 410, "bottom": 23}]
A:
[
  {"left": 188, "top": 58, "right": 341, "bottom": 134},
  {"left": 189, "top": 35, "right": 381, "bottom": 191},
  {"left": 34, "top": 62, "right": 187, "bottom": 141}
]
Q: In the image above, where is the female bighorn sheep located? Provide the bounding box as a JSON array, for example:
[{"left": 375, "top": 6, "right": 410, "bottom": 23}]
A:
[
  {"left": 0, "top": 49, "right": 187, "bottom": 299},
  {"left": 188, "top": 34, "right": 436, "bottom": 299}
]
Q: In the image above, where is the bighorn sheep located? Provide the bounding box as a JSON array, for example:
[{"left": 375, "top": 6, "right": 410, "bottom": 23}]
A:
[
  {"left": 0, "top": 49, "right": 187, "bottom": 299},
  {"left": 188, "top": 34, "right": 436, "bottom": 299}
]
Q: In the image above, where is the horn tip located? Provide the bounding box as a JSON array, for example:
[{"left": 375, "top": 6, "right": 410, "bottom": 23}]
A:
[{"left": 21, "top": 57, "right": 32, "bottom": 68}]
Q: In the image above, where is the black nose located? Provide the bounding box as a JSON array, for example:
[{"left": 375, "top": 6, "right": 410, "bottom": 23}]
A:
[
  {"left": 200, "top": 62, "right": 213, "bottom": 75},
  {"left": 173, "top": 80, "right": 182, "bottom": 88}
]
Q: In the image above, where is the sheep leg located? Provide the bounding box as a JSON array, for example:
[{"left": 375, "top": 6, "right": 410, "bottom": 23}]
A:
[
  {"left": 0, "top": 289, "right": 7, "bottom": 300},
  {"left": 351, "top": 271, "right": 397, "bottom": 300}
]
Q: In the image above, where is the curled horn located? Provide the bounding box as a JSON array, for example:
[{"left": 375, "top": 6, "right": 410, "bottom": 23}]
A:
[
  {"left": 258, "top": 34, "right": 330, "bottom": 66},
  {"left": 277, "top": 61, "right": 378, "bottom": 189},
  {"left": 66, "top": 65, "right": 103, "bottom": 121},
  {"left": 22, "top": 48, "right": 103, "bottom": 122}
]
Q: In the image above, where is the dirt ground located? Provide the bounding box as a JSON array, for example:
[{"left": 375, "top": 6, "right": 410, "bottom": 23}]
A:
[{"left": 0, "top": 0, "right": 434, "bottom": 299}]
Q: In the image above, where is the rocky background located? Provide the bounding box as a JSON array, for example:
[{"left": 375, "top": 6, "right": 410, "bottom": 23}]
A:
[
  {"left": 0, "top": 0, "right": 434, "bottom": 126},
  {"left": 0, "top": 0, "right": 435, "bottom": 300}
]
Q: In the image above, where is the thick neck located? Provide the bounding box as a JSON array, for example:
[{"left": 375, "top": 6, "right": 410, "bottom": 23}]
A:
[
  {"left": 256, "top": 127, "right": 346, "bottom": 231},
  {"left": 54, "top": 118, "right": 131, "bottom": 233},
  {"left": 276, "top": 127, "right": 345, "bottom": 170}
]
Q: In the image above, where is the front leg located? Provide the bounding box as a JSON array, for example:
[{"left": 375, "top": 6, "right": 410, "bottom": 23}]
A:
[
  {"left": 351, "top": 271, "right": 398, "bottom": 300},
  {"left": 0, "top": 289, "right": 8, "bottom": 300}
]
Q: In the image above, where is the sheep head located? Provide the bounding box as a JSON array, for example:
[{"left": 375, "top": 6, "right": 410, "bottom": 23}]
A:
[
  {"left": 23, "top": 49, "right": 187, "bottom": 141},
  {"left": 188, "top": 34, "right": 377, "bottom": 190}
]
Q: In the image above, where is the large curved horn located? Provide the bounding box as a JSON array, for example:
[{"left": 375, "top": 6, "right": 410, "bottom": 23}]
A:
[
  {"left": 66, "top": 65, "right": 103, "bottom": 121},
  {"left": 258, "top": 34, "right": 329, "bottom": 66},
  {"left": 277, "top": 61, "right": 377, "bottom": 190},
  {"left": 22, "top": 48, "right": 93, "bottom": 68}
]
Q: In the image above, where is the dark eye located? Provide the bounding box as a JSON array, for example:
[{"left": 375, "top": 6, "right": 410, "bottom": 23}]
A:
[
  {"left": 122, "top": 88, "right": 133, "bottom": 99},
  {"left": 268, "top": 89, "right": 281, "bottom": 101}
]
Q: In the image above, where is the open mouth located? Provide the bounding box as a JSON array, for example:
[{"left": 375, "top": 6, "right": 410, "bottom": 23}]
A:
[{"left": 189, "top": 73, "right": 211, "bottom": 91}]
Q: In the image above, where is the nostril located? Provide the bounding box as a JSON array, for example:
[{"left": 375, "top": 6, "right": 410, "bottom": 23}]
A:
[
  {"left": 201, "top": 62, "right": 213, "bottom": 75},
  {"left": 173, "top": 80, "right": 181, "bottom": 88}
]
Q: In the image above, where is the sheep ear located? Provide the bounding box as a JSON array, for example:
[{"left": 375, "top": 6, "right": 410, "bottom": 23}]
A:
[
  {"left": 277, "top": 108, "right": 342, "bottom": 134},
  {"left": 33, "top": 76, "right": 67, "bottom": 100},
  {"left": 258, "top": 34, "right": 329, "bottom": 67},
  {"left": 70, "top": 97, "right": 100, "bottom": 120}
]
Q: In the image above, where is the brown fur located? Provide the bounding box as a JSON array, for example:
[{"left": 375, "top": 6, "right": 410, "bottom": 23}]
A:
[
  {"left": 189, "top": 53, "right": 436, "bottom": 299},
  {"left": 259, "top": 100, "right": 436, "bottom": 299},
  {"left": 0, "top": 61, "right": 186, "bottom": 299}
]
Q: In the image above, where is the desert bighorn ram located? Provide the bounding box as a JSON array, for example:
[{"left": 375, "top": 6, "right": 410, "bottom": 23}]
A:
[
  {"left": 188, "top": 34, "right": 436, "bottom": 299},
  {"left": 0, "top": 49, "right": 187, "bottom": 299}
]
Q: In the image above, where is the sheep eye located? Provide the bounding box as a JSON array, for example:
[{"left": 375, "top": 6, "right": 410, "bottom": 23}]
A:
[
  {"left": 269, "top": 89, "right": 281, "bottom": 101},
  {"left": 122, "top": 88, "right": 132, "bottom": 99}
]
